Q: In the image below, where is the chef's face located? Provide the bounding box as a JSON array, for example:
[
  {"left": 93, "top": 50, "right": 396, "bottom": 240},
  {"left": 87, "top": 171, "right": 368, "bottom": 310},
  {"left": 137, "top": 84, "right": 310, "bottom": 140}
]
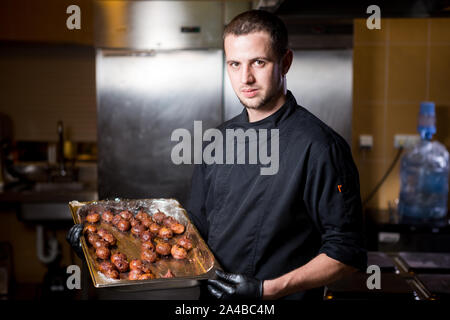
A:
[{"left": 224, "top": 31, "right": 286, "bottom": 110}]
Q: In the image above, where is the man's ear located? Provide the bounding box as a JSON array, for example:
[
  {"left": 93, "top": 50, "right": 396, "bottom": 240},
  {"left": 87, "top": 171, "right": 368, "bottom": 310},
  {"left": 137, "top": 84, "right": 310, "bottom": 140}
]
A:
[{"left": 281, "top": 49, "right": 293, "bottom": 76}]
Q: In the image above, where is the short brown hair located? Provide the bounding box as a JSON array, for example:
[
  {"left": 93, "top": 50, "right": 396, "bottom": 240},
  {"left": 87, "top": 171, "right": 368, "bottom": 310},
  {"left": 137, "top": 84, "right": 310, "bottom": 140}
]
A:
[{"left": 223, "top": 10, "right": 289, "bottom": 61}]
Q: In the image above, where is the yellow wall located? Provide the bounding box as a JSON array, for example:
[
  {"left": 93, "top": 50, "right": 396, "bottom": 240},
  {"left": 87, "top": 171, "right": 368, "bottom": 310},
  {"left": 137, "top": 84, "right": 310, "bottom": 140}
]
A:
[{"left": 352, "top": 18, "right": 450, "bottom": 210}]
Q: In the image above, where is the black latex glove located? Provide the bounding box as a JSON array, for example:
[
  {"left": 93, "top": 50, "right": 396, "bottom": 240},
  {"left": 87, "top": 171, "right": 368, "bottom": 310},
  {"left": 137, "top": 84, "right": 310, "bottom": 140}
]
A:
[
  {"left": 207, "top": 270, "right": 263, "bottom": 300},
  {"left": 66, "top": 223, "right": 84, "bottom": 260}
]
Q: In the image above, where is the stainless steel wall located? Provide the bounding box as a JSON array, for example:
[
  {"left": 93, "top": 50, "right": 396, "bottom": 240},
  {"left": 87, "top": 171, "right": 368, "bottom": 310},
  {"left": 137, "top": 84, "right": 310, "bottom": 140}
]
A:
[
  {"left": 96, "top": 49, "right": 224, "bottom": 202},
  {"left": 224, "top": 49, "right": 353, "bottom": 144}
]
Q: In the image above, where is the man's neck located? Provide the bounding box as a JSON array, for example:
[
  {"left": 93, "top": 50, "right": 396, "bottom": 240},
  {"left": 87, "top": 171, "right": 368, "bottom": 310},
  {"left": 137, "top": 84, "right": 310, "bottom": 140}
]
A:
[{"left": 246, "top": 90, "right": 287, "bottom": 123}]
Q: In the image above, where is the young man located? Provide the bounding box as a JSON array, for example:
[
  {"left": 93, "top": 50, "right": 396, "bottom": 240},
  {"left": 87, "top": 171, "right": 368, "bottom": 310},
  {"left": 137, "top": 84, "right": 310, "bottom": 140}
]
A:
[{"left": 187, "top": 10, "right": 367, "bottom": 300}]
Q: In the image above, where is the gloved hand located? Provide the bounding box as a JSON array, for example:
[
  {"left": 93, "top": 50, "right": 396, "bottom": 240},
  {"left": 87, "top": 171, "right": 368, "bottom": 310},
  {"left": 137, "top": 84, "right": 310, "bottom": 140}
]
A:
[
  {"left": 66, "top": 224, "right": 84, "bottom": 260},
  {"left": 207, "top": 270, "right": 263, "bottom": 300}
]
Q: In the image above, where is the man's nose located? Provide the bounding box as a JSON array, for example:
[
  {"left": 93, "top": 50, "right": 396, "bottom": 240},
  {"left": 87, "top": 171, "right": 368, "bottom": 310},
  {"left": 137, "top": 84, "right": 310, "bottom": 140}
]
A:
[{"left": 240, "top": 65, "right": 255, "bottom": 84}]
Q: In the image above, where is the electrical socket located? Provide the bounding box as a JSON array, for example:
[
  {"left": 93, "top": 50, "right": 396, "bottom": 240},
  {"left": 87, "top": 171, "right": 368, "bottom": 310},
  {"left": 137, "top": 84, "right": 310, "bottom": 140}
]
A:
[
  {"left": 359, "top": 135, "right": 373, "bottom": 149},
  {"left": 394, "top": 134, "right": 420, "bottom": 148}
]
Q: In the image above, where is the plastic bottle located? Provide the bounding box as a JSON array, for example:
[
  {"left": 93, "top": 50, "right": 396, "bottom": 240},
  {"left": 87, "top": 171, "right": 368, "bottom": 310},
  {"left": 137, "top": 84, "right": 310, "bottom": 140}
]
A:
[{"left": 398, "top": 102, "right": 449, "bottom": 223}]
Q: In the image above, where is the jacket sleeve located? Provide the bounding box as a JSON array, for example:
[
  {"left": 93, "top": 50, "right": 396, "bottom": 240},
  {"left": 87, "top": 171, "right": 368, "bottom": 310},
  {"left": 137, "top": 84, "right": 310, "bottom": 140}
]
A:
[
  {"left": 303, "top": 139, "right": 368, "bottom": 271},
  {"left": 185, "top": 163, "right": 209, "bottom": 240}
]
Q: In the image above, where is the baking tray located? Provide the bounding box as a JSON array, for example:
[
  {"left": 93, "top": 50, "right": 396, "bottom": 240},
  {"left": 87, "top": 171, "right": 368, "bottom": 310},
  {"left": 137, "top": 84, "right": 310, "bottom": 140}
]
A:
[{"left": 69, "top": 198, "right": 220, "bottom": 290}]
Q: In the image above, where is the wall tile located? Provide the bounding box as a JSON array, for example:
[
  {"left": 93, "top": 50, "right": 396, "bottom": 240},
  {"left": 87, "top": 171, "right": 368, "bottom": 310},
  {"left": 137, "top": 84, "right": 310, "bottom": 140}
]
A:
[
  {"left": 354, "top": 18, "right": 388, "bottom": 45},
  {"left": 429, "top": 46, "right": 450, "bottom": 104},
  {"left": 353, "top": 46, "right": 387, "bottom": 104},
  {"left": 389, "top": 18, "right": 428, "bottom": 44},
  {"left": 387, "top": 45, "right": 427, "bottom": 103},
  {"left": 430, "top": 18, "right": 450, "bottom": 43}
]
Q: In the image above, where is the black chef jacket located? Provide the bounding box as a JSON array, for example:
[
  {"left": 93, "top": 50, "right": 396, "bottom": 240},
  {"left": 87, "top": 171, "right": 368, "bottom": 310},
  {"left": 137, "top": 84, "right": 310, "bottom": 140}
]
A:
[{"left": 186, "top": 90, "right": 367, "bottom": 300}]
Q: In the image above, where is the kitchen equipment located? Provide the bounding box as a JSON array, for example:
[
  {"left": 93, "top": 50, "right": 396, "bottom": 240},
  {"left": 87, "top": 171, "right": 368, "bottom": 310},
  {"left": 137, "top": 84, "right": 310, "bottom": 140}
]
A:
[
  {"left": 69, "top": 198, "right": 220, "bottom": 290},
  {"left": 397, "top": 252, "right": 450, "bottom": 274}
]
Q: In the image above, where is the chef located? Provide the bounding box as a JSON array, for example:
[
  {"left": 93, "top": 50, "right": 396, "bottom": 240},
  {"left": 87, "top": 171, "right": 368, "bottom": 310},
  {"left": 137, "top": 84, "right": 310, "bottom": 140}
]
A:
[{"left": 187, "top": 9, "right": 367, "bottom": 300}]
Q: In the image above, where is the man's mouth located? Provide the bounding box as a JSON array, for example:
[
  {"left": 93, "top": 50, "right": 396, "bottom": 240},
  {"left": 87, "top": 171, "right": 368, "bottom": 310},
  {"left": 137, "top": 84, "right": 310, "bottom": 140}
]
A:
[{"left": 241, "top": 88, "right": 258, "bottom": 98}]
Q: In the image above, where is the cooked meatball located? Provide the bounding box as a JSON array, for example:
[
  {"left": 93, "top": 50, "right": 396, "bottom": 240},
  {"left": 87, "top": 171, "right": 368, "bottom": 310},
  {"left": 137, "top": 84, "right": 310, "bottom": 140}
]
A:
[
  {"left": 155, "top": 241, "right": 171, "bottom": 256},
  {"left": 131, "top": 223, "right": 146, "bottom": 237},
  {"left": 102, "top": 210, "right": 114, "bottom": 223},
  {"left": 141, "top": 217, "right": 153, "bottom": 228},
  {"left": 128, "top": 269, "right": 143, "bottom": 280},
  {"left": 171, "top": 245, "right": 187, "bottom": 260},
  {"left": 104, "top": 269, "right": 120, "bottom": 279},
  {"left": 139, "top": 273, "right": 155, "bottom": 280},
  {"left": 141, "top": 249, "right": 158, "bottom": 263},
  {"left": 163, "top": 216, "right": 177, "bottom": 228},
  {"left": 84, "top": 224, "right": 97, "bottom": 233},
  {"left": 170, "top": 223, "right": 185, "bottom": 235},
  {"left": 140, "top": 230, "right": 153, "bottom": 242},
  {"left": 130, "top": 259, "right": 144, "bottom": 271},
  {"left": 117, "top": 219, "right": 131, "bottom": 232},
  {"left": 112, "top": 214, "right": 122, "bottom": 226},
  {"left": 177, "top": 236, "right": 193, "bottom": 250},
  {"left": 130, "top": 217, "right": 140, "bottom": 227},
  {"left": 99, "top": 261, "right": 115, "bottom": 273},
  {"left": 152, "top": 211, "right": 166, "bottom": 224},
  {"left": 149, "top": 223, "right": 161, "bottom": 234},
  {"left": 136, "top": 211, "right": 150, "bottom": 222},
  {"left": 101, "top": 232, "right": 116, "bottom": 246},
  {"left": 158, "top": 227, "right": 173, "bottom": 239},
  {"left": 93, "top": 239, "right": 108, "bottom": 249},
  {"left": 141, "top": 241, "right": 155, "bottom": 252},
  {"left": 110, "top": 252, "right": 127, "bottom": 264},
  {"left": 113, "top": 259, "right": 129, "bottom": 273},
  {"left": 98, "top": 261, "right": 119, "bottom": 279},
  {"left": 86, "top": 212, "right": 100, "bottom": 223},
  {"left": 86, "top": 233, "right": 100, "bottom": 246},
  {"left": 95, "top": 246, "right": 110, "bottom": 260},
  {"left": 119, "top": 210, "right": 133, "bottom": 221}
]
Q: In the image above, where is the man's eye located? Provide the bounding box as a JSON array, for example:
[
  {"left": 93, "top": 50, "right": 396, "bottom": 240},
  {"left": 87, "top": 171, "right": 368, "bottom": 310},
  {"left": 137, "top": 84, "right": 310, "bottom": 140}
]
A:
[
  {"left": 254, "top": 60, "right": 265, "bottom": 66},
  {"left": 230, "top": 62, "right": 239, "bottom": 68}
]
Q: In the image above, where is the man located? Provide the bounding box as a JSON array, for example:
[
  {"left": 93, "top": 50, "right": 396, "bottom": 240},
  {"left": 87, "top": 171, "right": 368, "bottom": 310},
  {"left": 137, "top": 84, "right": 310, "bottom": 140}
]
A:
[
  {"left": 67, "top": 10, "right": 366, "bottom": 301},
  {"left": 187, "top": 10, "right": 367, "bottom": 300}
]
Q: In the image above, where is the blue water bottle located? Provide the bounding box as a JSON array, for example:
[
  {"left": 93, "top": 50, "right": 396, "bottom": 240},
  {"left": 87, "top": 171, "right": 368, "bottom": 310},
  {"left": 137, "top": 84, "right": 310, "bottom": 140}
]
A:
[{"left": 398, "top": 102, "right": 449, "bottom": 224}]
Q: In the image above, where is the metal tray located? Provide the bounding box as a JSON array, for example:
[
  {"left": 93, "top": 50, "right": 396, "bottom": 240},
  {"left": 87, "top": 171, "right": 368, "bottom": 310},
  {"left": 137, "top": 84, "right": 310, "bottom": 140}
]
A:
[{"left": 69, "top": 198, "right": 220, "bottom": 290}]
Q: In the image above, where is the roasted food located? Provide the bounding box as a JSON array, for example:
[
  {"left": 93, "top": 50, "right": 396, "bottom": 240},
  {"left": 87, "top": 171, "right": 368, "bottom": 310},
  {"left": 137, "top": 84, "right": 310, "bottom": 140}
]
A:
[
  {"left": 117, "top": 219, "right": 131, "bottom": 232},
  {"left": 152, "top": 211, "right": 166, "bottom": 224},
  {"left": 141, "top": 217, "right": 153, "bottom": 228},
  {"left": 149, "top": 223, "right": 161, "bottom": 234},
  {"left": 158, "top": 227, "right": 173, "bottom": 239},
  {"left": 98, "top": 261, "right": 119, "bottom": 279},
  {"left": 93, "top": 238, "right": 108, "bottom": 249},
  {"left": 86, "top": 233, "right": 100, "bottom": 246},
  {"left": 98, "top": 230, "right": 116, "bottom": 246},
  {"left": 131, "top": 223, "right": 146, "bottom": 237},
  {"left": 170, "top": 223, "right": 185, "bottom": 235},
  {"left": 130, "top": 217, "right": 140, "bottom": 227},
  {"left": 112, "top": 214, "right": 122, "bottom": 226},
  {"left": 113, "top": 258, "right": 129, "bottom": 273},
  {"left": 102, "top": 210, "right": 114, "bottom": 223},
  {"left": 177, "top": 236, "right": 193, "bottom": 250},
  {"left": 155, "top": 241, "right": 171, "bottom": 256},
  {"left": 111, "top": 252, "right": 127, "bottom": 263},
  {"left": 95, "top": 246, "right": 110, "bottom": 260},
  {"left": 86, "top": 212, "right": 100, "bottom": 223},
  {"left": 129, "top": 269, "right": 142, "bottom": 280},
  {"left": 84, "top": 224, "right": 97, "bottom": 233},
  {"left": 136, "top": 211, "right": 150, "bottom": 222},
  {"left": 141, "top": 240, "right": 155, "bottom": 252},
  {"left": 140, "top": 230, "right": 153, "bottom": 242},
  {"left": 139, "top": 273, "right": 155, "bottom": 280},
  {"left": 163, "top": 216, "right": 177, "bottom": 228},
  {"left": 171, "top": 245, "right": 187, "bottom": 260},
  {"left": 141, "top": 249, "right": 157, "bottom": 263},
  {"left": 130, "top": 259, "right": 144, "bottom": 271},
  {"left": 119, "top": 210, "right": 133, "bottom": 221}
]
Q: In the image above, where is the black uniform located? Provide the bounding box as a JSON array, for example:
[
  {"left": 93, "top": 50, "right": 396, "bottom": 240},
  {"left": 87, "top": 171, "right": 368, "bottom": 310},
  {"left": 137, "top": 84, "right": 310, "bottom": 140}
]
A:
[{"left": 187, "top": 90, "right": 367, "bottom": 300}]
